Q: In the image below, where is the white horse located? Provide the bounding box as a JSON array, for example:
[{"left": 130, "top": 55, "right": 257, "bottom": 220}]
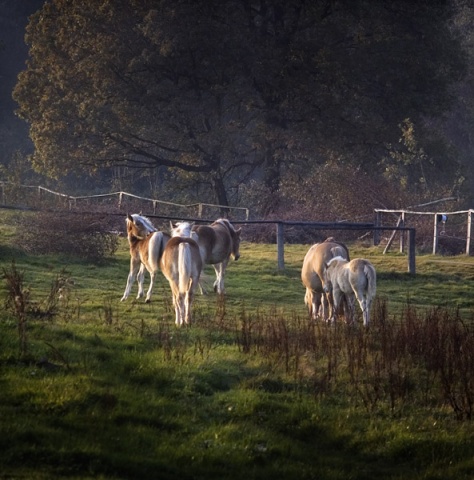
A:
[
  {"left": 161, "top": 222, "right": 202, "bottom": 326},
  {"left": 171, "top": 218, "right": 241, "bottom": 294},
  {"left": 301, "top": 238, "right": 350, "bottom": 321},
  {"left": 121, "top": 214, "right": 170, "bottom": 303},
  {"left": 322, "top": 256, "right": 377, "bottom": 326}
]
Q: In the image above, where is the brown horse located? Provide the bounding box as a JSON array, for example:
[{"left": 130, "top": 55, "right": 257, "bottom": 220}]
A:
[
  {"left": 121, "top": 214, "right": 170, "bottom": 303},
  {"left": 301, "top": 238, "right": 350, "bottom": 321},
  {"left": 171, "top": 218, "right": 241, "bottom": 294},
  {"left": 161, "top": 222, "right": 203, "bottom": 326},
  {"left": 322, "top": 256, "right": 377, "bottom": 326}
]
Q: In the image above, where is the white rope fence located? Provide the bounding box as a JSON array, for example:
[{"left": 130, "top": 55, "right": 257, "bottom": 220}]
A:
[{"left": 0, "top": 182, "right": 250, "bottom": 220}]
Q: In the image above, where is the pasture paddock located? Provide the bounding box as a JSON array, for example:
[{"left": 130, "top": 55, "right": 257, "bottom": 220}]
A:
[{"left": 2, "top": 218, "right": 474, "bottom": 478}]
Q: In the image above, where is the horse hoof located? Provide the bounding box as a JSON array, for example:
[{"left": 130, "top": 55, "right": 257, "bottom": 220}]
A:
[{"left": 145, "top": 299, "right": 151, "bottom": 304}]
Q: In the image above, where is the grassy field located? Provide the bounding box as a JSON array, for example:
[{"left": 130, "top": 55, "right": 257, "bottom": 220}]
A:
[{"left": 1, "top": 214, "right": 474, "bottom": 479}]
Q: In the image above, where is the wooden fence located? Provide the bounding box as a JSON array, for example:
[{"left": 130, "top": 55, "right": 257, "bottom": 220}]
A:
[
  {"left": 139, "top": 216, "right": 416, "bottom": 274},
  {"left": 375, "top": 208, "right": 474, "bottom": 255},
  {"left": 0, "top": 203, "right": 416, "bottom": 274},
  {"left": 0, "top": 183, "right": 250, "bottom": 221}
]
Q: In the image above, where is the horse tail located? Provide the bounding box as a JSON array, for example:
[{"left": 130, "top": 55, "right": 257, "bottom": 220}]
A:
[
  {"left": 364, "top": 262, "right": 377, "bottom": 299},
  {"left": 156, "top": 232, "right": 166, "bottom": 261},
  {"left": 178, "top": 242, "right": 193, "bottom": 294}
]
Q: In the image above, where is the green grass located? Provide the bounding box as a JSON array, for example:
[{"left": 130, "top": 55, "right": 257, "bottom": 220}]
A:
[{"left": 1, "top": 220, "right": 474, "bottom": 479}]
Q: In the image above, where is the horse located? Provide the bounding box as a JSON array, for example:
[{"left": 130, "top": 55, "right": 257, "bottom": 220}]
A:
[
  {"left": 301, "top": 238, "right": 350, "bottom": 321},
  {"left": 161, "top": 221, "right": 203, "bottom": 326},
  {"left": 322, "top": 256, "right": 377, "bottom": 326},
  {"left": 121, "top": 214, "right": 170, "bottom": 303},
  {"left": 171, "top": 218, "right": 241, "bottom": 294}
]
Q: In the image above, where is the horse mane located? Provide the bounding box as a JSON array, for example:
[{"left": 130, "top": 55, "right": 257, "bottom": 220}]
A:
[
  {"left": 171, "top": 221, "right": 194, "bottom": 238},
  {"left": 327, "top": 255, "right": 347, "bottom": 266},
  {"left": 213, "top": 218, "right": 239, "bottom": 236},
  {"left": 129, "top": 214, "right": 157, "bottom": 233}
]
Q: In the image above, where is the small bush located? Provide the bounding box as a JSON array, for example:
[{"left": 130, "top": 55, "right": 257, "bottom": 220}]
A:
[{"left": 15, "top": 211, "right": 119, "bottom": 261}]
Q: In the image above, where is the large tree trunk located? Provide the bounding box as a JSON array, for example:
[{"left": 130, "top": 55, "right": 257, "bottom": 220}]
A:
[{"left": 212, "top": 174, "right": 230, "bottom": 216}]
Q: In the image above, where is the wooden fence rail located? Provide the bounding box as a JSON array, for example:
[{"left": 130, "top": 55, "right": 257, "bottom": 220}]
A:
[
  {"left": 375, "top": 208, "right": 474, "bottom": 255},
  {"left": 0, "top": 206, "right": 416, "bottom": 274},
  {"left": 0, "top": 183, "right": 250, "bottom": 220}
]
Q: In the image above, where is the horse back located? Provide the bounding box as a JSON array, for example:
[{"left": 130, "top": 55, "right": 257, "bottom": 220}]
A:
[
  {"left": 348, "top": 258, "right": 376, "bottom": 295},
  {"left": 133, "top": 231, "right": 169, "bottom": 271},
  {"left": 161, "top": 237, "right": 202, "bottom": 287},
  {"left": 162, "top": 237, "right": 202, "bottom": 266},
  {"left": 310, "top": 242, "right": 349, "bottom": 278},
  {"left": 194, "top": 224, "right": 231, "bottom": 263}
]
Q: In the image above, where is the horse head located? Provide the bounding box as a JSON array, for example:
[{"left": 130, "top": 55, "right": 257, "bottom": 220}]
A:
[
  {"left": 322, "top": 256, "right": 347, "bottom": 293},
  {"left": 170, "top": 221, "right": 194, "bottom": 238},
  {"left": 214, "top": 218, "right": 242, "bottom": 260},
  {"left": 126, "top": 214, "right": 156, "bottom": 239},
  {"left": 231, "top": 226, "right": 242, "bottom": 260}
]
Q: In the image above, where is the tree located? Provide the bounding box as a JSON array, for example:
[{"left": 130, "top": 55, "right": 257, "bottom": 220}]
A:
[{"left": 13, "top": 0, "right": 467, "bottom": 209}]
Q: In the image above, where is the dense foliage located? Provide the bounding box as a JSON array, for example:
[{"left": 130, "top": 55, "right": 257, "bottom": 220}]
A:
[{"left": 13, "top": 0, "right": 471, "bottom": 215}]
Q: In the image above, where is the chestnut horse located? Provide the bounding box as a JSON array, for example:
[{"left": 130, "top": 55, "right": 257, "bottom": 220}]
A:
[
  {"left": 161, "top": 222, "right": 202, "bottom": 326},
  {"left": 121, "top": 214, "right": 170, "bottom": 303},
  {"left": 171, "top": 218, "right": 241, "bottom": 294},
  {"left": 301, "top": 238, "right": 350, "bottom": 321},
  {"left": 322, "top": 256, "right": 377, "bottom": 326}
]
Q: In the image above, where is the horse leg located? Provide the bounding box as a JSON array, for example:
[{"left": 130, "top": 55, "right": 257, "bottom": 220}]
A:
[
  {"left": 314, "top": 292, "right": 324, "bottom": 320},
  {"left": 136, "top": 263, "right": 146, "bottom": 299},
  {"left": 345, "top": 293, "right": 356, "bottom": 324},
  {"left": 184, "top": 288, "right": 194, "bottom": 325},
  {"left": 177, "top": 292, "right": 187, "bottom": 326},
  {"left": 322, "top": 291, "right": 333, "bottom": 322},
  {"left": 365, "top": 297, "right": 373, "bottom": 326},
  {"left": 145, "top": 272, "right": 156, "bottom": 303},
  {"left": 331, "top": 289, "right": 343, "bottom": 323},
  {"left": 353, "top": 284, "right": 369, "bottom": 326},
  {"left": 213, "top": 261, "right": 227, "bottom": 294},
  {"left": 356, "top": 295, "right": 369, "bottom": 326},
  {"left": 121, "top": 257, "right": 140, "bottom": 301}
]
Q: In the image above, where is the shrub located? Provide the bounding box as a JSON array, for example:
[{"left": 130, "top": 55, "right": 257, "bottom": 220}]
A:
[{"left": 15, "top": 211, "right": 119, "bottom": 261}]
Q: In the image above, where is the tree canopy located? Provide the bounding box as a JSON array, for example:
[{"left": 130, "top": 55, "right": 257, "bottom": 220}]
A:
[{"left": 13, "top": 0, "right": 468, "bottom": 211}]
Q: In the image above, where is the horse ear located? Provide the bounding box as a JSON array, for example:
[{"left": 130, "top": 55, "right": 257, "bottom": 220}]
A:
[{"left": 127, "top": 214, "right": 133, "bottom": 222}]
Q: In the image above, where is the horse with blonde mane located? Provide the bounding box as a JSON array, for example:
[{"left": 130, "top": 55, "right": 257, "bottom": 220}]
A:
[
  {"left": 121, "top": 214, "right": 170, "bottom": 303},
  {"left": 301, "top": 238, "right": 350, "bottom": 321},
  {"left": 171, "top": 218, "right": 241, "bottom": 294},
  {"left": 161, "top": 222, "right": 202, "bottom": 326},
  {"left": 322, "top": 256, "right": 377, "bottom": 326}
]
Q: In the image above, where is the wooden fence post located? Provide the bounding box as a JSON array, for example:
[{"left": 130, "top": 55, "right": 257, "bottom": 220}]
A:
[
  {"left": 277, "top": 222, "right": 285, "bottom": 270},
  {"left": 467, "top": 210, "right": 472, "bottom": 256},
  {"left": 408, "top": 228, "right": 416, "bottom": 274},
  {"left": 432, "top": 214, "right": 438, "bottom": 255},
  {"left": 374, "top": 211, "right": 381, "bottom": 245},
  {"left": 399, "top": 211, "right": 405, "bottom": 253}
]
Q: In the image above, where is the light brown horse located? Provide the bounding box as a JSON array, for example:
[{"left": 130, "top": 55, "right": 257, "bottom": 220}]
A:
[
  {"left": 161, "top": 222, "right": 202, "bottom": 326},
  {"left": 121, "top": 214, "right": 170, "bottom": 303},
  {"left": 171, "top": 218, "right": 241, "bottom": 294},
  {"left": 301, "top": 238, "right": 350, "bottom": 321},
  {"left": 322, "top": 256, "right": 377, "bottom": 326}
]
